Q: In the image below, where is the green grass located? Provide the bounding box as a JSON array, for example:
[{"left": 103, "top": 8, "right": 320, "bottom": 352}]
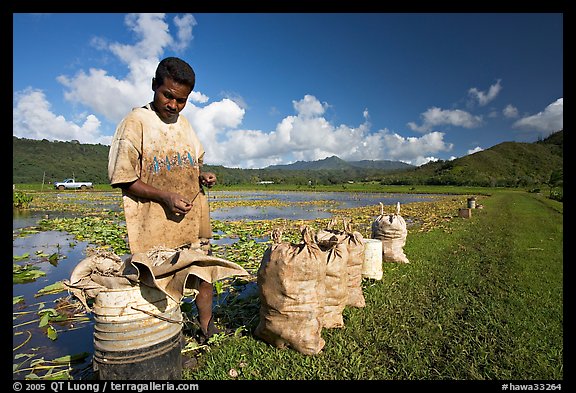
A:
[{"left": 184, "top": 189, "right": 563, "bottom": 380}]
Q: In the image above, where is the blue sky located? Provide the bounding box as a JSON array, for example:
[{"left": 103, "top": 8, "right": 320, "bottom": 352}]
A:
[{"left": 13, "top": 13, "right": 563, "bottom": 168}]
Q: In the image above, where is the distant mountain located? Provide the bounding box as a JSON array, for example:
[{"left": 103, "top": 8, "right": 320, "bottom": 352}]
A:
[
  {"left": 266, "top": 155, "right": 414, "bottom": 171},
  {"left": 266, "top": 155, "right": 350, "bottom": 170},
  {"left": 349, "top": 159, "right": 414, "bottom": 171}
]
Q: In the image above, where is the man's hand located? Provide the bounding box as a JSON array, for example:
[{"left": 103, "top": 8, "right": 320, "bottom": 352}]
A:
[
  {"left": 119, "top": 179, "right": 193, "bottom": 215},
  {"left": 200, "top": 172, "right": 217, "bottom": 188}
]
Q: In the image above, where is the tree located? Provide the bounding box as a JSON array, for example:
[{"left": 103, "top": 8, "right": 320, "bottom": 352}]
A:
[{"left": 546, "top": 169, "right": 563, "bottom": 198}]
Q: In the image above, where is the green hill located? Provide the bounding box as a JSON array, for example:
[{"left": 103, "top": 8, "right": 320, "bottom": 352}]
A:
[
  {"left": 12, "top": 137, "right": 110, "bottom": 184},
  {"left": 383, "top": 130, "right": 563, "bottom": 187},
  {"left": 12, "top": 130, "right": 563, "bottom": 188}
]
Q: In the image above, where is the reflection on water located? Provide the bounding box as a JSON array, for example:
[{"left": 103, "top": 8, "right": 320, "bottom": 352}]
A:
[
  {"left": 209, "top": 190, "right": 442, "bottom": 221},
  {"left": 212, "top": 205, "right": 334, "bottom": 220},
  {"left": 13, "top": 230, "right": 95, "bottom": 379},
  {"left": 13, "top": 208, "right": 79, "bottom": 231}
]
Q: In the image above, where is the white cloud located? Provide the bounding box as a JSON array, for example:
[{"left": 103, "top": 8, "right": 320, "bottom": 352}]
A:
[
  {"left": 57, "top": 68, "right": 147, "bottom": 124},
  {"left": 13, "top": 88, "right": 110, "bottom": 145},
  {"left": 185, "top": 98, "right": 246, "bottom": 160},
  {"left": 115, "top": 13, "right": 173, "bottom": 61},
  {"left": 189, "top": 91, "right": 209, "bottom": 104},
  {"left": 503, "top": 104, "right": 518, "bottom": 118},
  {"left": 512, "top": 98, "right": 563, "bottom": 133},
  {"left": 467, "top": 146, "right": 484, "bottom": 155},
  {"left": 407, "top": 107, "right": 483, "bottom": 133},
  {"left": 468, "top": 80, "right": 502, "bottom": 106},
  {"left": 56, "top": 13, "right": 199, "bottom": 125},
  {"left": 293, "top": 94, "right": 326, "bottom": 118},
  {"left": 193, "top": 94, "right": 454, "bottom": 168},
  {"left": 413, "top": 156, "right": 440, "bottom": 166},
  {"left": 172, "top": 14, "right": 196, "bottom": 52}
]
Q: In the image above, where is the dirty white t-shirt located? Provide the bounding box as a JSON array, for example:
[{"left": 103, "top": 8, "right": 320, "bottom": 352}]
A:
[{"left": 108, "top": 103, "right": 205, "bottom": 254}]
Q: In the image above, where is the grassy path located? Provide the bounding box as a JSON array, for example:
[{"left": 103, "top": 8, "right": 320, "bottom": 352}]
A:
[{"left": 185, "top": 190, "right": 563, "bottom": 380}]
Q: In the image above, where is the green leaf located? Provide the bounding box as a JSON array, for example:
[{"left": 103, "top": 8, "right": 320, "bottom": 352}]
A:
[
  {"left": 52, "top": 352, "right": 89, "bottom": 364},
  {"left": 47, "top": 325, "right": 58, "bottom": 340},
  {"left": 13, "top": 253, "right": 30, "bottom": 261},
  {"left": 13, "top": 295, "right": 25, "bottom": 305},
  {"left": 48, "top": 252, "right": 59, "bottom": 264},
  {"left": 36, "top": 281, "right": 66, "bottom": 297},
  {"left": 13, "top": 264, "right": 46, "bottom": 284},
  {"left": 38, "top": 312, "right": 50, "bottom": 328}
]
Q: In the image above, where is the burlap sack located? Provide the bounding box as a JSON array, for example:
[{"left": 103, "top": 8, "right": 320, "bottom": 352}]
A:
[
  {"left": 316, "top": 224, "right": 349, "bottom": 328},
  {"left": 64, "top": 247, "right": 249, "bottom": 311},
  {"left": 371, "top": 202, "right": 410, "bottom": 264},
  {"left": 341, "top": 219, "right": 366, "bottom": 307},
  {"left": 255, "top": 226, "right": 326, "bottom": 355},
  {"left": 317, "top": 218, "right": 366, "bottom": 308}
]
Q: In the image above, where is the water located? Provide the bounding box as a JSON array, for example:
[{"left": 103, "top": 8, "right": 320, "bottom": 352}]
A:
[
  {"left": 12, "top": 190, "right": 443, "bottom": 379},
  {"left": 209, "top": 190, "right": 437, "bottom": 220}
]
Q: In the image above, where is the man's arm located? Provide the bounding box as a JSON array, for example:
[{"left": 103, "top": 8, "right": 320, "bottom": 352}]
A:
[{"left": 118, "top": 179, "right": 194, "bottom": 215}]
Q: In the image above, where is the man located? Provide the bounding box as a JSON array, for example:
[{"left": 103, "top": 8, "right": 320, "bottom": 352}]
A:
[{"left": 108, "top": 57, "right": 219, "bottom": 341}]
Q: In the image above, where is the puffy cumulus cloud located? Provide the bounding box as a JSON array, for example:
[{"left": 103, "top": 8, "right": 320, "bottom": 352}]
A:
[
  {"left": 293, "top": 94, "right": 326, "bottom": 118},
  {"left": 56, "top": 13, "right": 198, "bottom": 125},
  {"left": 512, "top": 98, "right": 563, "bottom": 134},
  {"left": 468, "top": 80, "right": 502, "bottom": 106},
  {"left": 374, "top": 131, "right": 453, "bottom": 166},
  {"left": 189, "top": 91, "right": 209, "bottom": 104},
  {"left": 57, "top": 68, "right": 147, "bottom": 124},
  {"left": 184, "top": 98, "right": 246, "bottom": 159},
  {"left": 13, "top": 88, "right": 110, "bottom": 145},
  {"left": 407, "top": 107, "right": 483, "bottom": 133},
  {"left": 197, "top": 94, "right": 454, "bottom": 168}
]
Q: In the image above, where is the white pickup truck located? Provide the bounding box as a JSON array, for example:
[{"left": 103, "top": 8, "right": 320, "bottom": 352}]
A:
[{"left": 53, "top": 178, "right": 93, "bottom": 190}]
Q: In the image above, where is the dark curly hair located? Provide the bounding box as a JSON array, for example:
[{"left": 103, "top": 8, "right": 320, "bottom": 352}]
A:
[{"left": 154, "top": 57, "right": 196, "bottom": 90}]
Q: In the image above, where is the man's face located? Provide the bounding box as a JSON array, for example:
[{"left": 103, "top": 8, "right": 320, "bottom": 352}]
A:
[{"left": 152, "top": 76, "right": 192, "bottom": 123}]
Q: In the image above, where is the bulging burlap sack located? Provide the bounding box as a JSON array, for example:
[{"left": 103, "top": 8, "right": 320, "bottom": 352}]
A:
[
  {"left": 371, "top": 202, "right": 410, "bottom": 264},
  {"left": 316, "top": 222, "right": 349, "bottom": 328},
  {"left": 255, "top": 226, "right": 326, "bottom": 355},
  {"left": 317, "top": 218, "right": 365, "bottom": 309},
  {"left": 341, "top": 219, "right": 366, "bottom": 307}
]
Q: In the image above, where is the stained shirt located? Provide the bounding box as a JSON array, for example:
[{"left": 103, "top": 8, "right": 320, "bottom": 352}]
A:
[{"left": 108, "top": 103, "right": 205, "bottom": 253}]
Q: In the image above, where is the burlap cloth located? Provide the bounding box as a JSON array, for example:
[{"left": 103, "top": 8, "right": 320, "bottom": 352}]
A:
[{"left": 64, "top": 247, "right": 249, "bottom": 312}]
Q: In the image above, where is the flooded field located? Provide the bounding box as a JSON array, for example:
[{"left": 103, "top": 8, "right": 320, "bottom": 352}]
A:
[{"left": 13, "top": 189, "right": 456, "bottom": 380}]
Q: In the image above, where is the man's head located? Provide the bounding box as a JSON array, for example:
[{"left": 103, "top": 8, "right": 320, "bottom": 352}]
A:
[{"left": 152, "top": 57, "right": 196, "bottom": 123}]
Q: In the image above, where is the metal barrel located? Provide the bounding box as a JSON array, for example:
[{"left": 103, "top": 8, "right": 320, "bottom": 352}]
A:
[{"left": 92, "top": 285, "right": 183, "bottom": 380}]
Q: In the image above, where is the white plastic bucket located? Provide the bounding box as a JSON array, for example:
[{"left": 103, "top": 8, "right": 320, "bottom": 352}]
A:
[{"left": 362, "top": 239, "right": 383, "bottom": 280}]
